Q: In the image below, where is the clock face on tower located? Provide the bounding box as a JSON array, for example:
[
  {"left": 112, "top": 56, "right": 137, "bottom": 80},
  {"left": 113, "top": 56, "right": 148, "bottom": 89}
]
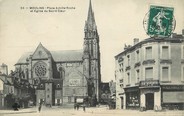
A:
[{"left": 34, "top": 62, "right": 47, "bottom": 77}]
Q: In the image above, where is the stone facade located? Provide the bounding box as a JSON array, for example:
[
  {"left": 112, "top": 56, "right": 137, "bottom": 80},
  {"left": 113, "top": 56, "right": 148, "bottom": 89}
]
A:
[
  {"left": 115, "top": 31, "right": 184, "bottom": 110},
  {"left": 14, "top": 0, "right": 101, "bottom": 106}
]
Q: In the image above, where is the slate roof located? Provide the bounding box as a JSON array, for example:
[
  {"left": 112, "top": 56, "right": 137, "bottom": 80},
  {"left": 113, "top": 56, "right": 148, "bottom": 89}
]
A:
[
  {"left": 16, "top": 50, "right": 83, "bottom": 65},
  {"left": 51, "top": 50, "right": 83, "bottom": 62}
]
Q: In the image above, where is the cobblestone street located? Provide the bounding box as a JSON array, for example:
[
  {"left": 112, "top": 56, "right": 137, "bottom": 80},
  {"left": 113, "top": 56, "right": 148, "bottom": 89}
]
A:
[{"left": 1, "top": 106, "right": 184, "bottom": 116}]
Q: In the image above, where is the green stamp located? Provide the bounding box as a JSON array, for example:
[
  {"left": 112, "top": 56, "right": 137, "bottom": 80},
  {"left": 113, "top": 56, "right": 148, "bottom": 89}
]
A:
[{"left": 147, "top": 5, "right": 174, "bottom": 37}]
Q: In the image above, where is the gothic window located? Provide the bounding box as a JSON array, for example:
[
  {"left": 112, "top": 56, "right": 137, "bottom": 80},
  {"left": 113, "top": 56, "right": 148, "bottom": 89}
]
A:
[
  {"left": 34, "top": 62, "right": 47, "bottom": 77},
  {"left": 93, "top": 39, "right": 96, "bottom": 45},
  {"left": 40, "top": 84, "right": 43, "bottom": 88}
]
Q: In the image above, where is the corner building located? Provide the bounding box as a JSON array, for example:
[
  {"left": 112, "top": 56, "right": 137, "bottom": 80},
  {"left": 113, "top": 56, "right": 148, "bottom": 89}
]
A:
[
  {"left": 15, "top": 0, "right": 101, "bottom": 106},
  {"left": 115, "top": 32, "right": 184, "bottom": 110}
]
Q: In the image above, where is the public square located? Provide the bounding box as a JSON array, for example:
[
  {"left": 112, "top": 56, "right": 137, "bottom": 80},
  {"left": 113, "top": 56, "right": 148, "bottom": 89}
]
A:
[{"left": 0, "top": 106, "right": 184, "bottom": 116}]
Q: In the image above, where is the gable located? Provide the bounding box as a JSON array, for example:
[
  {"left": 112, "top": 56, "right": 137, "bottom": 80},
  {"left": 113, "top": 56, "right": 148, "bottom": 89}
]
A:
[{"left": 32, "top": 43, "right": 51, "bottom": 60}]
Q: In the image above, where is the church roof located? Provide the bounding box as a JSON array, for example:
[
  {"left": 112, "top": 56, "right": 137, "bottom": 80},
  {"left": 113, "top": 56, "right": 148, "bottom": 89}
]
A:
[
  {"left": 51, "top": 50, "right": 83, "bottom": 62},
  {"left": 16, "top": 50, "right": 83, "bottom": 65}
]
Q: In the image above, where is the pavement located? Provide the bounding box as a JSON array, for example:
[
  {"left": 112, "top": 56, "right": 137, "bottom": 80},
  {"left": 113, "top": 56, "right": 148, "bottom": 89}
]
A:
[
  {"left": 0, "top": 107, "right": 37, "bottom": 115},
  {"left": 0, "top": 106, "right": 184, "bottom": 116}
]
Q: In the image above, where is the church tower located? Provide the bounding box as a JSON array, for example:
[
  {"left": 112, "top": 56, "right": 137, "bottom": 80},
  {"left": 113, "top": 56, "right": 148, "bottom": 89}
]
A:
[{"left": 83, "top": 0, "right": 101, "bottom": 103}]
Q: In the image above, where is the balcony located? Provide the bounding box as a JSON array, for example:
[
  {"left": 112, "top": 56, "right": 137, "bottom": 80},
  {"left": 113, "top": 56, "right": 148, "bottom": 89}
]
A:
[
  {"left": 160, "top": 59, "right": 172, "bottom": 64},
  {"left": 142, "top": 59, "right": 155, "bottom": 65}
]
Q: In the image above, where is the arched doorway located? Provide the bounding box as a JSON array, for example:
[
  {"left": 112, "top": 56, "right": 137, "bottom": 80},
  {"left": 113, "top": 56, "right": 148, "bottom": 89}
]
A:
[{"left": 145, "top": 93, "right": 154, "bottom": 110}]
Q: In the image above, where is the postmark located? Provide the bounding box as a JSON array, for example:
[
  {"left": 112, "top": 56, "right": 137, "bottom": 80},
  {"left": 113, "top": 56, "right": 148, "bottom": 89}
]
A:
[{"left": 144, "top": 5, "right": 175, "bottom": 37}]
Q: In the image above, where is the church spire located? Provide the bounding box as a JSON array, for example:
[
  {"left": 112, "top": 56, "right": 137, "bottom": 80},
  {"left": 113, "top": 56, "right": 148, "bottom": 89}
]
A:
[{"left": 85, "top": 0, "right": 96, "bottom": 31}]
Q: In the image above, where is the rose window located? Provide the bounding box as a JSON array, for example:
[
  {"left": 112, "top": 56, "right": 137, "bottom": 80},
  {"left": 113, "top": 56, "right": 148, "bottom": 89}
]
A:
[{"left": 35, "top": 62, "right": 47, "bottom": 77}]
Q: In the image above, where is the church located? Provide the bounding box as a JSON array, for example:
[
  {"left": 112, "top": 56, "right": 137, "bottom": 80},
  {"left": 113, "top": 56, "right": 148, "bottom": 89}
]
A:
[{"left": 14, "top": 0, "right": 101, "bottom": 106}]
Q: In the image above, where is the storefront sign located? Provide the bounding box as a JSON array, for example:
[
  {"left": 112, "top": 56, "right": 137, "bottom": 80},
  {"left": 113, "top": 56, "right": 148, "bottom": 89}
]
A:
[
  {"left": 162, "top": 85, "right": 184, "bottom": 90},
  {"left": 139, "top": 80, "right": 159, "bottom": 88},
  {"left": 124, "top": 87, "right": 139, "bottom": 92},
  {"left": 163, "top": 91, "right": 184, "bottom": 103}
]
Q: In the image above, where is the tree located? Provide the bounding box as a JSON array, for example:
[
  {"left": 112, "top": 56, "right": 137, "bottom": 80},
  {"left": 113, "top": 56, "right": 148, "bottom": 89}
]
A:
[
  {"left": 76, "top": 70, "right": 97, "bottom": 107},
  {"left": 4, "top": 93, "right": 15, "bottom": 108}
]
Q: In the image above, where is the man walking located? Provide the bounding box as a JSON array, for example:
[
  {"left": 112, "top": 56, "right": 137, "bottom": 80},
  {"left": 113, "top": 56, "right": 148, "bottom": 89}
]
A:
[{"left": 38, "top": 103, "right": 42, "bottom": 113}]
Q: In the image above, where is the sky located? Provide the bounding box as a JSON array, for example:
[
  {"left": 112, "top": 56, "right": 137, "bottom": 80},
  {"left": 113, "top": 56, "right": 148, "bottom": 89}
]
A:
[{"left": 0, "top": 0, "right": 184, "bottom": 82}]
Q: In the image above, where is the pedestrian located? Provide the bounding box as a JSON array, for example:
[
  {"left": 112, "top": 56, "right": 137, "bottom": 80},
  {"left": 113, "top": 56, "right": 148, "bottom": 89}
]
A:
[
  {"left": 77, "top": 103, "right": 79, "bottom": 110},
  {"left": 38, "top": 103, "right": 42, "bottom": 113},
  {"left": 74, "top": 103, "right": 76, "bottom": 110},
  {"left": 83, "top": 104, "right": 86, "bottom": 112}
]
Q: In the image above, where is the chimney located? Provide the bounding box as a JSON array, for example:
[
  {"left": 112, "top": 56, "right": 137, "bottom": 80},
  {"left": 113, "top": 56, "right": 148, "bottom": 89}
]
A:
[
  {"left": 0, "top": 63, "right": 8, "bottom": 75},
  {"left": 182, "top": 29, "right": 184, "bottom": 36},
  {"left": 134, "top": 38, "right": 139, "bottom": 45}
]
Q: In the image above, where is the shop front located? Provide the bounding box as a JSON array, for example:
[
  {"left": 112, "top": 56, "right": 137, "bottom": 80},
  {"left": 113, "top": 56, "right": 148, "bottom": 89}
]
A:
[
  {"left": 124, "top": 86, "right": 140, "bottom": 109},
  {"left": 161, "top": 85, "right": 184, "bottom": 110},
  {"left": 139, "top": 80, "right": 160, "bottom": 110}
]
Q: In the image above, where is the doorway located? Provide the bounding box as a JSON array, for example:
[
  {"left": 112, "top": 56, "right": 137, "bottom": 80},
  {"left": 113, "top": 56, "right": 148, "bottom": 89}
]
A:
[{"left": 145, "top": 93, "right": 154, "bottom": 110}]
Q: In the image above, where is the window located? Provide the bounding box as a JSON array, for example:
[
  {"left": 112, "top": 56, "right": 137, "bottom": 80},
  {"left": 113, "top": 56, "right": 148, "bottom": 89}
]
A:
[
  {"left": 66, "top": 63, "right": 73, "bottom": 67},
  {"left": 47, "top": 95, "right": 49, "bottom": 98},
  {"left": 68, "top": 97, "right": 72, "bottom": 103},
  {"left": 136, "top": 70, "right": 140, "bottom": 82},
  {"left": 40, "top": 84, "right": 43, "bottom": 88},
  {"left": 182, "top": 46, "right": 184, "bottom": 59},
  {"left": 145, "top": 67, "right": 153, "bottom": 79},
  {"left": 162, "top": 46, "right": 169, "bottom": 59},
  {"left": 136, "top": 50, "right": 139, "bottom": 62},
  {"left": 162, "top": 67, "right": 169, "bottom": 81},
  {"left": 182, "top": 67, "right": 184, "bottom": 81},
  {"left": 119, "top": 79, "right": 123, "bottom": 83},
  {"left": 57, "top": 84, "right": 60, "bottom": 88},
  {"left": 127, "top": 55, "right": 130, "bottom": 66},
  {"left": 145, "top": 47, "right": 152, "bottom": 59},
  {"left": 127, "top": 73, "right": 130, "bottom": 84},
  {"left": 34, "top": 62, "right": 47, "bottom": 77}
]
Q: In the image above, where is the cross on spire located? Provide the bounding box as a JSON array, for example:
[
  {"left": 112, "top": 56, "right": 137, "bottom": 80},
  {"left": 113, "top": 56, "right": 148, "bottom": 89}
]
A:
[{"left": 85, "top": 0, "right": 96, "bottom": 31}]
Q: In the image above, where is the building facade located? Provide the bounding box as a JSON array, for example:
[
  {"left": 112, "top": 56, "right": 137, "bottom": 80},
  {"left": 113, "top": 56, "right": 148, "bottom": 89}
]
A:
[
  {"left": 14, "top": 0, "right": 101, "bottom": 106},
  {"left": 115, "top": 31, "right": 184, "bottom": 110},
  {"left": 0, "top": 63, "right": 33, "bottom": 108}
]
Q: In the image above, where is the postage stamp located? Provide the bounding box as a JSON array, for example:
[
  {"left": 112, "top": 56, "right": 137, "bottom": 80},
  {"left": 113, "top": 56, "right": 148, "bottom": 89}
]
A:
[{"left": 147, "top": 5, "right": 174, "bottom": 37}]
